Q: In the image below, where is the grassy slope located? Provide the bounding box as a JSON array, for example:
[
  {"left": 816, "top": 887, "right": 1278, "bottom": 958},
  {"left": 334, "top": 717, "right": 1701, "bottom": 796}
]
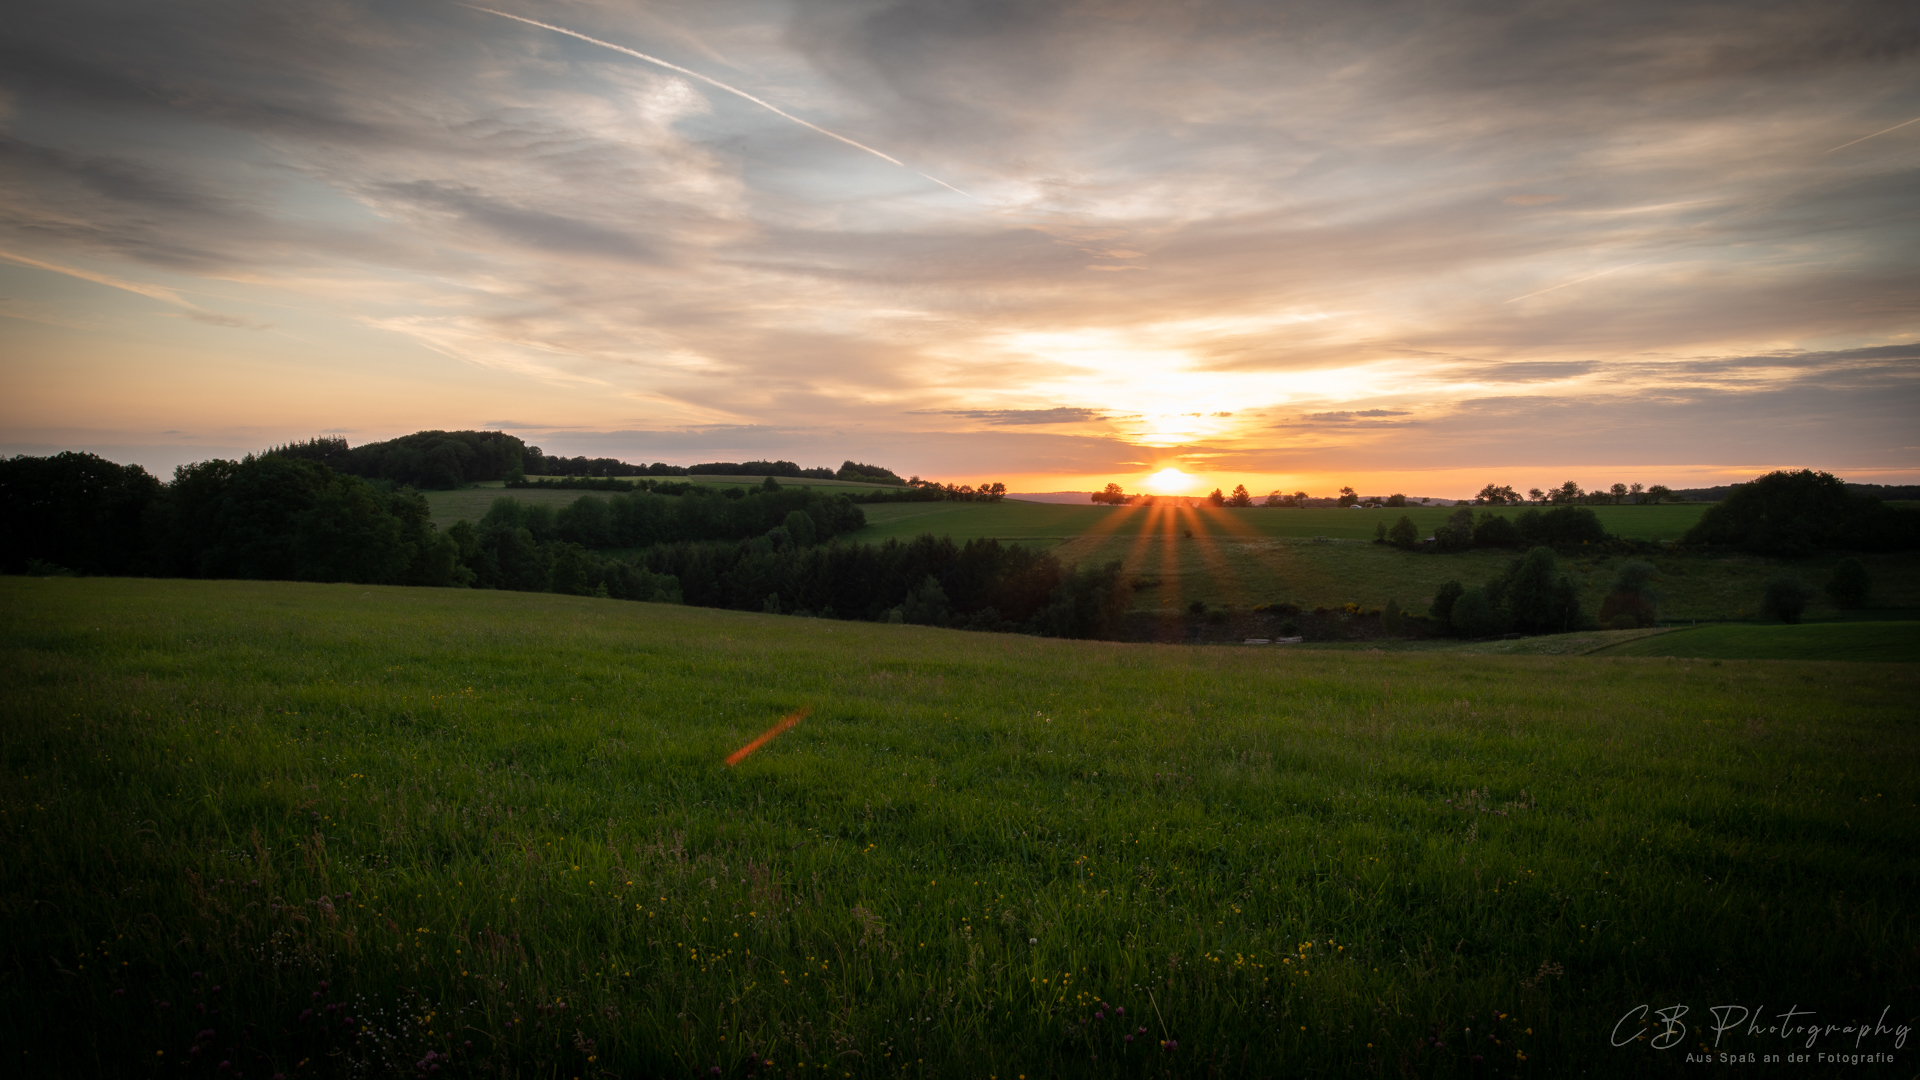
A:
[
  {"left": 1590, "top": 621, "right": 1920, "bottom": 662},
  {"left": 3, "top": 578, "right": 1916, "bottom": 1077}
]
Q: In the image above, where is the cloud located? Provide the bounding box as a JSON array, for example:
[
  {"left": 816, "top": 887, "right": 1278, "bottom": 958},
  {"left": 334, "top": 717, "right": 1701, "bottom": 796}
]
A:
[{"left": 1503, "top": 193, "right": 1564, "bottom": 206}]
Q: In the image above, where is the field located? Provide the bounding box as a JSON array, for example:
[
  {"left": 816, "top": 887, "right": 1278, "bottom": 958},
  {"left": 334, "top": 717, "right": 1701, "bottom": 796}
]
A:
[
  {"left": 1588, "top": 621, "right": 1920, "bottom": 663},
  {"left": 4, "top": 577, "right": 1916, "bottom": 1077}
]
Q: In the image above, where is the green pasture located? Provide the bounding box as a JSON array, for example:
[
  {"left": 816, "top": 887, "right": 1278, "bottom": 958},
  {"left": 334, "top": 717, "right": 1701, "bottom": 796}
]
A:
[
  {"left": 1055, "top": 530, "right": 1920, "bottom": 623},
  {"left": 855, "top": 502, "right": 1710, "bottom": 546},
  {"left": 4, "top": 578, "right": 1916, "bottom": 1077},
  {"left": 1589, "top": 620, "right": 1920, "bottom": 663}
]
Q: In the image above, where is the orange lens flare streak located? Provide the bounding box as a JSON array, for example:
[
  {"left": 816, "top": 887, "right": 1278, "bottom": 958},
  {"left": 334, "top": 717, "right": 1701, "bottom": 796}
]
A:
[{"left": 726, "top": 708, "right": 811, "bottom": 766}]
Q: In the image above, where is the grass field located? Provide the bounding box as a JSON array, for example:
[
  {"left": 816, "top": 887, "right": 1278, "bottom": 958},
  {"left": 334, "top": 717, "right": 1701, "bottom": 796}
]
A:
[
  {"left": 1588, "top": 621, "right": 1920, "bottom": 663},
  {"left": 4, "top": 578, "right": 1916, "bottom": 1077}
]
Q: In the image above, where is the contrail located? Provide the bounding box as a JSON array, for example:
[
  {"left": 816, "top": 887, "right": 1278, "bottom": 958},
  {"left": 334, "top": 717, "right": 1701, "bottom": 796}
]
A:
[
  {"left": 1821, "top": 115, "right": 1920, "bottom": 156},
  {"left": 1503, "top": 257, "right": 1656, "bottom": 304},
  {"left": 464, "top": 6, "right": 974, "bottom": 200}
]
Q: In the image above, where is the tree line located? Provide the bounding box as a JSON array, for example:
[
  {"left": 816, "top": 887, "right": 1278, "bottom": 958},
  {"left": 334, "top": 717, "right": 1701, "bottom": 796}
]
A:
[
  {"left": 1, "top": 451, "right": 1125, "bottom": 640},
  {"left": 268, "top": 429, "right": 930, "bottom": 490}
]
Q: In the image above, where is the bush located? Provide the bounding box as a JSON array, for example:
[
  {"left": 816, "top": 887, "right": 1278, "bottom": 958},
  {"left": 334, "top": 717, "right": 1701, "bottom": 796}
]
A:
[
  {"left": 1429, "top": 580, "right": 1464, "bottom": 622},
  {"left": 1760, "top": 576, "right": 1813, "bottom": 623},
  {"left": 1382, "top": 597, "right": 1405, "bottom": 636},
  {"left": 1825, "top": 557, "right": 1871, "bottom": 607},
  {"left": 1388, "top": 515, "right": 1419, "bottom": 549}
]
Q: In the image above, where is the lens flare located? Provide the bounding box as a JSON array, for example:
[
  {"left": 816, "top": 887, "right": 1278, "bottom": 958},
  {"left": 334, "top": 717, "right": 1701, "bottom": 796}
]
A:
[{"left": 725, "top": 708, "right": 810, "bottom": 766}]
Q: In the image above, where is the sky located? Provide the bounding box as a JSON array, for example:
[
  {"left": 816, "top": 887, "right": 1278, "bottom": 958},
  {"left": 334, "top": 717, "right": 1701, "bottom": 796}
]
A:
[{"left": 2, "top": 0, "right": 1917, "bottom": 498}]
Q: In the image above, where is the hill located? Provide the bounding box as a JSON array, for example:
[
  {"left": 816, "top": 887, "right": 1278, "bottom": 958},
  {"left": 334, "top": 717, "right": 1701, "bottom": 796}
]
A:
[{"left": 3, "top": 578, "right": 1915, "bottom": 1075}]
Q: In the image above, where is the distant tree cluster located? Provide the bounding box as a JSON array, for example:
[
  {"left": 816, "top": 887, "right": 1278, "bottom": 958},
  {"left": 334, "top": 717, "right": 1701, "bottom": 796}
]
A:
[
  {"left": 2, "top": 452, "right": 462, "bottom": 584},
  {"left": 271, "top": 430, "right": 528, "bottom": 489},
  {"left": 837, "top": 460, "right": 905, "bottom": 484},
  {"left": 1480, "top": 480, "right": 1674, "bottom": 506},
  {"left": 1377, "top": 504, "right": 1608, "bottom": 553},
  {"left": 1682, "top": 469, "right": 1919, "bottom": 555}
]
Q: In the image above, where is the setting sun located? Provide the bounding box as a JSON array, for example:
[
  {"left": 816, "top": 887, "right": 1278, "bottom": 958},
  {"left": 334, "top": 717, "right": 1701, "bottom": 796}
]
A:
[{"left": 1144, "top": 467, "right": 1195, "bottom": 495}]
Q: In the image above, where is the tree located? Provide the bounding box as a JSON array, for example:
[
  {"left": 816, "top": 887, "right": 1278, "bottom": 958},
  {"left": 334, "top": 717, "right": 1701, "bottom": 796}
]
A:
[
  {"left": 1629, "top": 482, "right": 1644, "bottom": 503},
  {"left": 1207, "top": 488, "right": 1227, "bottom": 507},
  {"left": 1092, "top": 482, "right": 1126, "bottom": 505},
  {"left": 1388, "top": 515, "right": 1419, "bottom": 549},
  {"left": 1429, "top": 580, "right": 1464, "bottom": 623},
  {"left": 1825, "top": 557, "right": 1871, "bottom": 607},
  {"left": 1553, "top": 480, "right": 1583, "bottom": 505},
  {"left": 1227, "top": 484, "right": 1253, "bottom": 508},
  {"left": 783, "top": 509, "right": 817, "bottom": 547},
  {"left": 1599, "top": 559, "right": 1658, "bottom": 628},
  {"left": 1760, "top": 576, "right": 1813, "bottom": 623},
  {"left": 1476, "top": 483, "right": 1520, "bottom": 505},
  {"left": 1338, "top": 486, "right": 1358, "bottom": 507},
  {"left": 1374, "top": 521, "right": 1388, "bottom": 543},
  {"left": 1434, "top": 507, "right": 1475, "bottom": 551},
  {"left": 1610, "top": 483, "right": 1628, "bottom": 504},
  {"left": 1263, "top": 490, "right": 1287, "bottom": 507},
  {"left": 1527, "top": 488, "right": 1546, "bottom": 504},
  {"left": 1386, "top": 493, "right": 1407, "bottom": 507},
  {"left": 1645, "top": 484, "right": 1673, "bottom": 504},
  {"left": 1503, "top": 546, "right": 1581, "bottom": 634},
  {"left": 1294, "top": 491, "right": 1309, "bottom": 507}
]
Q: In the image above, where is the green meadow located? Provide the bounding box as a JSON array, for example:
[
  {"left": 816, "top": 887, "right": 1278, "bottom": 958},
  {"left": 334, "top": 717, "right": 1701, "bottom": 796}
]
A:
[
  {"left": 4, "top": 578, "right": 1915, "bottom": 1077},
  {"left": 1588, "top": 621, "right": 1920, "bottom": 663}
]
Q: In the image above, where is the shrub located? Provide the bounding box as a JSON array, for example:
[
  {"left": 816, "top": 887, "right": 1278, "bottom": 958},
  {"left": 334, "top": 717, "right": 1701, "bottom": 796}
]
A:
[
  {"left": 1388, "top": 515, "right": 1419, "bottom": 549},
  {"left": 1825, "top": 557, "right": 1871, "bottom": 607},
  {"left": 1760, "top": 576, "right": 1813, "bottom": 623},
  {"left": 1429, "top": 580, "right": 1464, "bottom": 622},
  {"left": 1382, "top": 597, "right": 1405, "bottom": 635}
]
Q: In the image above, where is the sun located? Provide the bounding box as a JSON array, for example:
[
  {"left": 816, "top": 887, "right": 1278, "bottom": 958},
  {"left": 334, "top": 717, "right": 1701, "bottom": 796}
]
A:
[{"left": 1143, "top": 467, "right": 1194, "bottom": 495}]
